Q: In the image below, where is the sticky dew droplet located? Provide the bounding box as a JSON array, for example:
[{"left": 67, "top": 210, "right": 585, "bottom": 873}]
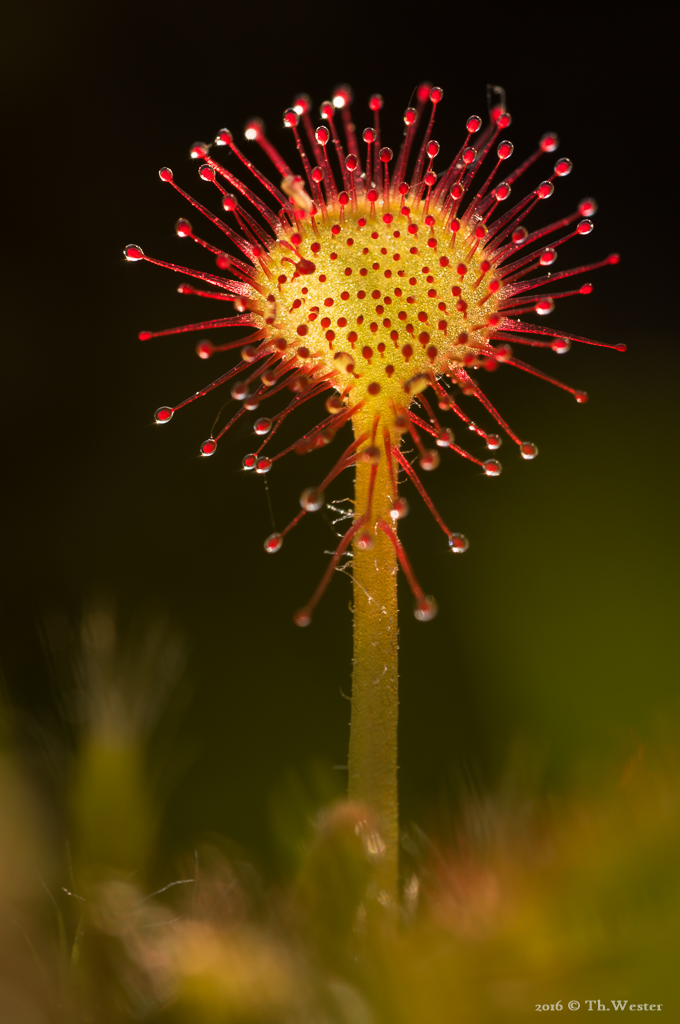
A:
[
  {"left": 326, "top": 394, "right": 345, "bottom": 414},
  {"left": 154, "top": 407, "right": 173, "bottom": 424},
  {"left": 300, "top": 487, "right": 324, "bottom": 511},
  {"left": 414, "top": 596, "right": 438, "bottom": 622},
  {"left": 520, "top": 442, "right": 538, "bottom": 460},
  {"left": 390, "top": 496, "right": 409, "bottom": 520},
  {"left": 200, "top": 439, "right": 217, "bottom": 456},
  {"left": 486, "top": 434, "right": 502, "bottom": 450},
  {"left": 264, "top": 533, "right": 283, "bottom": 553},
  {"left": 254, "top": 417, "right": 272, "bottom": 435},
  {"left": 293, "top": 607, "right": 312, "bottom": 627},
  {"left": 535, "top": 297, "right": 555, "bottom": 315},
  {"left": 419, "top": 450, "right": 440, "bottom": 471},
  {"left": 196, "top": 341, "right": 213, "bottom": 359},
  {"left": 448, "top": 533, "right": 469, "bottom": 554},
  {"left": 361, "top": 446, "right": 381, "bottom": 465},
  {"left": 255, "top": 457, "right": 272, "bottom": 474},
  {"left": 483, "top": 459, "right": 502, "bottom": 476}
]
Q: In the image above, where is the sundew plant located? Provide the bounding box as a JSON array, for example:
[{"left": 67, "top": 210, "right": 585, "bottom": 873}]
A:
[{"left": 125, "top": 82, "right": 622, "bottom": 904}]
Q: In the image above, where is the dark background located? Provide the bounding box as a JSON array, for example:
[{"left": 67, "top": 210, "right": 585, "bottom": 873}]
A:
[{"left": 2, "top": 2, "right": 677, "bottom": 866}]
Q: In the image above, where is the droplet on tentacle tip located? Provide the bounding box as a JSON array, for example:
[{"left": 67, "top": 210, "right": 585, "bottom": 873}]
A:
[
  {"left": 214, "top": 127, "right": 232, "bottom": 146},
  {"left": 520, "top": 442, "right": 538, "bottom": 460},
  {"left": 242, "top": 453, "right": 257, "bottom": 470},
  {"left": 448, "top": 533, "right": 469, "bottom": 554},
  {"left": 486, "top": 434, "right": 502, "bottom": 450},
  {"left": 325, "top": 394, "right": 345, "bottom": 414},
  {"left": 244, "top": 118, "right": 264, "bottom": 140},
  {"left": 254, "top": 417, "right": 272, "bottom": 435},
  {"left": 255, "top": 457, "right": 272, "bottom": 474},
  {"left": 264, "top": 532, "right": 283, "bottom": 553},
  {"left": 293, "top": 93, "right": 311, "bottom": 115},
  {"left": 356, "top": 530, "right": 375, "bottom": 551},
  {"left": 200, "top": 439, "right": 217, "bottom": 456},
  {"left": 196, "top": 340, "right": 214, "bottom": 359},
  {"left": 300, "top": 487, "right": 324, "bottom": 511},
  {"left": 125, "top": 244, "right": 144, "bottom": 261},
  {"left": 390, "top": 496, "right": 409, "bottom": 520},
  {"left": 361, "top": 445, "right": 380, "bottom": 465},
  {"left": 414, "top": 596, "right": 438, "bottom": 622},
  {"left": 483, "top": 459, "right": 502, "bottom": 477},
  {"left": 419, "top": 449, "right": 440, "bottom": 471},
  {"left": 154, "top": 406, "right": 173, "bottom": 424},
  {"left": 293, "top": 607, "right": 312, "bottom": 627},
  {"left": 579, "top": 197, "right": 597, "bottom": 216}
]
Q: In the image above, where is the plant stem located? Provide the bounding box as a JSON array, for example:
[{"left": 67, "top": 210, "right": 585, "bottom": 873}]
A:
[{"left": 348, "top": 422, "right": 399, "bottom": 903}]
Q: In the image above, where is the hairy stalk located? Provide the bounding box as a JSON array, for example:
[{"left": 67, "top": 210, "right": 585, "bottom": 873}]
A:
[{"left": 348, "top": 420, "right": 400, "bottom": 903}]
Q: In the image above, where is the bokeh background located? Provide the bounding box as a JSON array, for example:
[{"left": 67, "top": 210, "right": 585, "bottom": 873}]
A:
[{"left": 2, "top": 2, "right": 677, "bottom": 874}]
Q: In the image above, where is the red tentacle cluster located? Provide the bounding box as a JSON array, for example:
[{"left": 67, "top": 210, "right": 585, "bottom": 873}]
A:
[{"left": 126, "top": 82, "right": 621, "bottom": 622}]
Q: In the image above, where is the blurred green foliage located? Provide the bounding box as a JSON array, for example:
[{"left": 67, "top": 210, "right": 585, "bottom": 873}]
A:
[{"left": 1, "top": 609, "right": 678, "bottom": 1021}]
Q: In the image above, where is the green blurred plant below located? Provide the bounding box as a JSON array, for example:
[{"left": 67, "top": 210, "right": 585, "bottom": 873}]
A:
[{"left": 1, "top": 607, "right": 678, "bottom": 1023}]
